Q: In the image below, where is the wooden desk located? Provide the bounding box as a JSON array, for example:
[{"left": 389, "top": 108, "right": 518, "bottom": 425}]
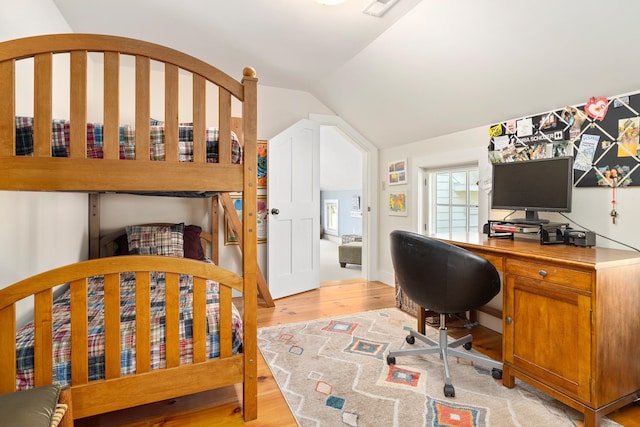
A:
[{"left": 431, "top": 232, "right": 640, "bottom": 427}]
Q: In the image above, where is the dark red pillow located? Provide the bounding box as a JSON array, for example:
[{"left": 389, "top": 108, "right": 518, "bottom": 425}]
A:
[
  {"left": 184, "top": 225, "right": 206, "bottom": 260},
  {"left": 114, "top": 233, "right": 130, "bottom": 255}
]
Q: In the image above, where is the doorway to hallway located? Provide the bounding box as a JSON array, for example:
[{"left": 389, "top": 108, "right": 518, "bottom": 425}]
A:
[
  {"left": 320, "top": 238, "right": 362, "bottom": 282},
  {"left": 319, "top": 124, "right": 364, "bottom": 283}
]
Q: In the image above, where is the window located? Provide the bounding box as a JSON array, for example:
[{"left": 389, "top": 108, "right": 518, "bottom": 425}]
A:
[
  {"left": 426, "top": 166, "right": 479, "bottom": 234},
  {"left": 323, "top": 199, "right": 339, "bottom": 236}
]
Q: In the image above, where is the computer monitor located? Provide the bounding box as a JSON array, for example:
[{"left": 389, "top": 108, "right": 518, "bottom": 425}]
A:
[{"left": 491, "top": 156, "right": 573, "bottom": 224}]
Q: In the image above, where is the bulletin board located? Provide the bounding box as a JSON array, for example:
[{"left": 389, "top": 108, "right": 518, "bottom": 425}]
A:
[{"left": 488, "top": 92, "right": 640, "bottom": 187}]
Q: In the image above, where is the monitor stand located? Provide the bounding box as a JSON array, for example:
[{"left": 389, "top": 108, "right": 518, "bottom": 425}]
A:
[{"left": 512, "top": 211, "right": 550, "bottom": 225}]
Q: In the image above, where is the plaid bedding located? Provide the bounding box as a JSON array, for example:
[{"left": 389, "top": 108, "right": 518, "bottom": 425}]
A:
[
  {"left": 15, "top": 117, "right": 242, "bottom": 164},
  {"left": 15, "top": 269, "right": 243, "bottom": 389}
]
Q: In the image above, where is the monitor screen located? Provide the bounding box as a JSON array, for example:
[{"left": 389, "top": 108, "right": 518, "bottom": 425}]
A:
[{"left": 491, "top": 156, "right": 573, "bottom": 224}]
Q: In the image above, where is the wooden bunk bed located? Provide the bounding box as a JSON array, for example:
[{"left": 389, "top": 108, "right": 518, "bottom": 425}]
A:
[{"left": 0, "top": 34, "right": 259, "bottom": 421}]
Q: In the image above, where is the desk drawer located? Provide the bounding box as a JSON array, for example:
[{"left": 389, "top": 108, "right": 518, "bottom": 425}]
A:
[{"left": 506, "top": 258, "right": 592, "bottom": 291}]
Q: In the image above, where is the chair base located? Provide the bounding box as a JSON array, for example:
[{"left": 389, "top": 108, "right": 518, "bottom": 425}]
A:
[{"left": 387, "top": 314, "right": 502, "bottom": 397}]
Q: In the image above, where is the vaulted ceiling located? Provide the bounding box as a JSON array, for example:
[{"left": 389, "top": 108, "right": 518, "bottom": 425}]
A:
[{"left": 52, "top": 0, "right": 640, "bottom": 149}]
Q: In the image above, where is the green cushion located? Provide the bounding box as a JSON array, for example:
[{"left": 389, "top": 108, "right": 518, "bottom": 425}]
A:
[{"left": 0, "top": 384, "right": 60, "bottom": 427}]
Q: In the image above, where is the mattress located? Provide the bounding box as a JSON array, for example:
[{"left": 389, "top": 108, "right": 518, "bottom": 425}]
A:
[{"left": 14, "top": 117, "right": 242, "bottom": 163}]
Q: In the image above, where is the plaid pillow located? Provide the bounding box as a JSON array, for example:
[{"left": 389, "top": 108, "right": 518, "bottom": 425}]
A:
[
  {"left": 120, "top": 125, "right": 136, "bottom": 160},
  {"left": 15, "top": 116, "right": 34, "bottom": 156},
  {"left": 231, "top": 131, "right": 242, "bottom": 164},
  {"left": 86, "top": 123, "right": 103, "bottom": 159},
  {"left": 126, "top": 223, "right": 184, "bottom": 257},
  {"left": 51, "top": 119, "right": 68, "bottom": 157},
  {"left": 150, "top": 125, "right": 165, "bottom": 160},
  {"left": 205, "top": 128, "right": 242, "bottom": 164}
]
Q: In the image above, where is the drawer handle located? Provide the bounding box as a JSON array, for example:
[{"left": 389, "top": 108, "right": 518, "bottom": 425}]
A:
[
  {"left": 538, "top": 270, "right": 548, "bottom": 277},
  {"left": 506, "top": 316, "right": 513, "bottom": 325}
]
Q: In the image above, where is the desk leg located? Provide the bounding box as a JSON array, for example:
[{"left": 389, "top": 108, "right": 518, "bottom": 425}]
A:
[
  {"left": 502, "top": 366, "right": 515, "bottom": 388},
  {"left": 583, "top": 409, "right": 601, "bottom": 427},
  {"left": 418, "top": 306, "right": 426, "bottom": 335}
]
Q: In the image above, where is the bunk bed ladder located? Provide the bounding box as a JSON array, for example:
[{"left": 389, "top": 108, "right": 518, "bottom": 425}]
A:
[{"left": 220, "top": 192, "right": 274, "bottom": 307}]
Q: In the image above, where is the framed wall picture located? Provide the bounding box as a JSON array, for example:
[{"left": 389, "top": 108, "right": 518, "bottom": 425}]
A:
[
  {"left": 388, "top": 191, "right": 407, "bottom": 216},
  {"left": 225, "top": 193, "right": 268, "bottom": 244},
  {"left": 257, "top": 140, "right": 267, "bottom": 189},
  {"left": 388, "top": 159, "right": 407, "bottom": 185},
  {"left": 224, "top": 193, "right": 243, "bottom": 245},
  {"left": 257, "top": 195, "right": 267, "bottom": 243}
]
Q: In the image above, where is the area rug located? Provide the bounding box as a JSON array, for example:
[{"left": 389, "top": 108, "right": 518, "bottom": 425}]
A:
[{"left": 258, "top": 308, "right": 620, "bottom": 427}]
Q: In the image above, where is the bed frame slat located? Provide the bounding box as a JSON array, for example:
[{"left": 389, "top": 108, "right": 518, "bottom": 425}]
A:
[
  {"left": 70, "top": 279, "right": 89, "bottom": 385},
  {"left": 70, "top": 51, "right": 87, "bottom": 158},
  {"left": 34, "top": 53, "right": 52, "bottom": 157},
  {"left": 193, "top": 74, "right": 206, "bottom": 164},
  {"left": 192, "top": 277, "right": 206, "bottom": 363},
  {"left": 104, "top": 273, "right": 121, "bottom": 379},
  {"left": 0, "top": 305, "right": 16, "bottom": 393},
  {"left": 103, "top": 51, "right": 120, "bottom": 160},
  {"left": 165, "top": 272, "right": 180, "bottom": 368},
  {"left": 164, "top": 63, "right": 179, "bottom": 162},
  {"left": 136, "top": 272, "right": 151, "bottom": 373},
  {"left": 135, "top": 55, "right": 150, "bottom": 161},
  {"left": 219, "top": 285, "right": 232, "bottom": 358},
  {"left": 0, "top": 60, "right": 14, "bottom": 157},
  {"left": 34, "top": 290, "right": 54, "bottom": 386},
  {"left": 219, "top": 88, "right": 232, "bottom": 164}
]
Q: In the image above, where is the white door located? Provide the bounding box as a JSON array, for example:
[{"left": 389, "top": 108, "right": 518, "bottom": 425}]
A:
[{"left": 267, "top": 119, "right": 320, "bottom": 299}]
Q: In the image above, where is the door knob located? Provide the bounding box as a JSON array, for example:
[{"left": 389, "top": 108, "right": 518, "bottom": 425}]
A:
[{"left": 271, "top": 208, "right": 280, "bottom": 215}]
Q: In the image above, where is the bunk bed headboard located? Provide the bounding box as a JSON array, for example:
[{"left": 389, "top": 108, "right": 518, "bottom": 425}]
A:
[{"left": 0, "top": 33, "right": 259, "bottom": 420}]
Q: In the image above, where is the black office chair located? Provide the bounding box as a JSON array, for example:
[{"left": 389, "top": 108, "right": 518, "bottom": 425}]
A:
[{"left": 387, "top": 230, "right": 503, "bottom": 397}]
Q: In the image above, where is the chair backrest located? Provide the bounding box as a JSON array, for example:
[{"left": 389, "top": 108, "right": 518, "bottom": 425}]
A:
[{"left": 390, "top": 230, "right": 500, "bottom": 314}]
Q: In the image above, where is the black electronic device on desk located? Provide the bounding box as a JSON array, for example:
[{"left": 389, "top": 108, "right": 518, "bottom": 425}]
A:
[
  {"left": 486, "top": 220, "right": 569, "bottom": 245},
  {"left": 564, "top": 229, "right": 596, "bottom": 247}
]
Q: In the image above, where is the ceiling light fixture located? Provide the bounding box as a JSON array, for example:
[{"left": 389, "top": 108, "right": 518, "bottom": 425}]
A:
[{"left": 363, "top": 0, "right": 399, "bottom": 17}]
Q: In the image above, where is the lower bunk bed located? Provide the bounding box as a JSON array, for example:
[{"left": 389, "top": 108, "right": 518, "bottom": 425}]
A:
[{"left": 1, "top": 223, "right": 247, "bottom": 420}]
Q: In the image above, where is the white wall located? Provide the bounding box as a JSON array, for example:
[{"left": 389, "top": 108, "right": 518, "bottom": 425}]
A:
[
  {"left": 320, "top": 126, "right": 362, "bottom": 191},
  {"left": 0, "top": 0, "right": 70, "bottom": 41},
  {"left": 376, "top": 125, "right": 640, "bottom": 286}
]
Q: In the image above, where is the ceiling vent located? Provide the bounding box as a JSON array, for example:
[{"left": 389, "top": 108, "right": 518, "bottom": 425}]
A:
[{"left": 362, "top": 0, "right": 399, "bottom": 17}]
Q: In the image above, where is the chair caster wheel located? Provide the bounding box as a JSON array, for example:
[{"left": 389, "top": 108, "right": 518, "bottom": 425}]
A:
[
  {"left": 491, "top": 368, "right": 503, "bottom": 379},
  {"left": 406, "top": 335, "right": 416, "bottom": 345},
  {"left": 387, "top": 355, "right": 396, "bottom": 366},
  {"left": 444, "top": 384, "right": 455, "bottom": 397},
  {"left": 463, "top": 342, "right": 472, "bottom": 350}
]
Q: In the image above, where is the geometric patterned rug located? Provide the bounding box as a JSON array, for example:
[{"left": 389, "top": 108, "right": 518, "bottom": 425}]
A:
[{"left": 258, "top": 308, "right": 621, "bottom": 427}]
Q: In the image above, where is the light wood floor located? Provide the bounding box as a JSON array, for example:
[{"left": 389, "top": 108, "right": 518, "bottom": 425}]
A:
[{"left": 77, "top": 279, "right": 640, "bottom": 426}]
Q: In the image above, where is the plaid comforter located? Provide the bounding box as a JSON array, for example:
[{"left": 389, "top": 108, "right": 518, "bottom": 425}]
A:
[
  {"left": 15, "top": 270, "right": 243, "bottom": 389},
  {"left": 15, "top": 117, "right": 242, "bottom": 164}
]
